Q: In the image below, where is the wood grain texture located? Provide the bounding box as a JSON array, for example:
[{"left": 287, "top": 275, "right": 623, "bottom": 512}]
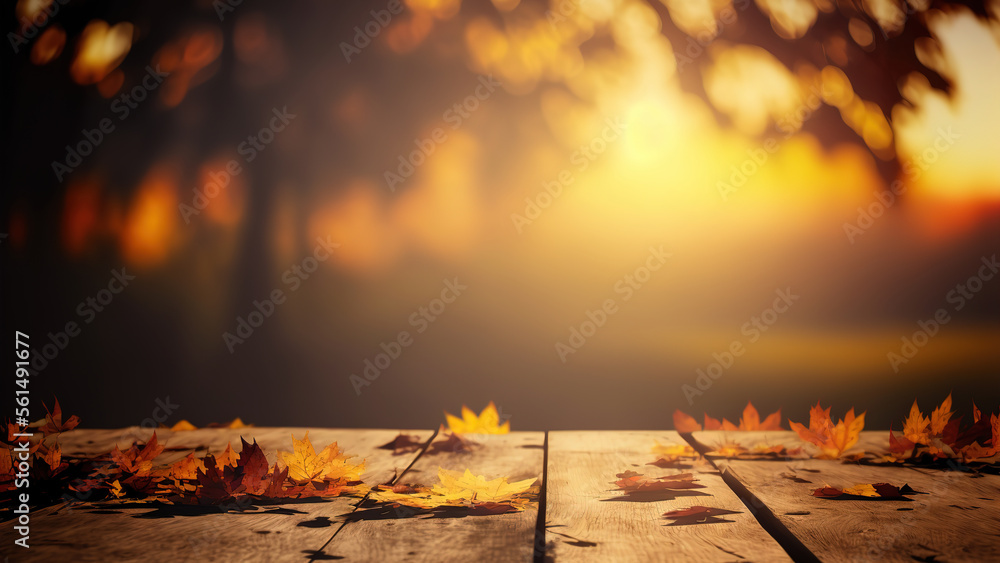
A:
[
  {"left": 545, "top": 431, "right": 791, "bottom": 562},
  {"left": 2, "top": 428, "right": 432, "bottom": 563},
  {"left": 317, "top": 431, "right": 544, "bottom": 562},
  {"left": 713, "top": 456, "right": 1000, "bottom": 562}
]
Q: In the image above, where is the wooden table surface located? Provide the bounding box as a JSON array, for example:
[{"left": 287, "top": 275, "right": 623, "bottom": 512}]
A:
[{"left": 1, "top": 428, "right": 997, "bottom": 562}]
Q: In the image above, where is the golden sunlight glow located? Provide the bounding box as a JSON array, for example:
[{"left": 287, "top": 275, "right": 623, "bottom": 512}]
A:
[
  {"left": 120, "top": 169, "right": 178, "bottom": 267},
  {"left": 70, "top": 20, "right": 133, "bottom": 85},
  {"left": 757, "top": 0, "right": 818, "bottom": 39},
  {"left": 704, "top": 44, "right": 802, "bottom": 135}
]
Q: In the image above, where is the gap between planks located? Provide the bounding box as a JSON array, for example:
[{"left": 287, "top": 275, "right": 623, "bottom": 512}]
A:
[{"left": 306, "top": 426, "right": 440, "bottom": 562}]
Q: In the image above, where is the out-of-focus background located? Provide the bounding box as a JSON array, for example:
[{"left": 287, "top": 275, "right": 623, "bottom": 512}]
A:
[{"left": 2, "top": 0, "right": 998, "bottom": 431}]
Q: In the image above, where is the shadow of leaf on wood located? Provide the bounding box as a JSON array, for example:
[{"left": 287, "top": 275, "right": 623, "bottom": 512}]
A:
[
  {"left": 663, "top": 506, "right": 743, "bottom": 526},
  {"left": 600, "top": 489, "right": 710, "bottom": 503},
  {"left": 547, "top": 526, "right": 598, "bottom": 548},
  {"left": 78, "top": 501, "right": 313, "bottom": 519},
  {"left": 300, "top": 550, "right": 344, "bottom": 560},
  {"left": 343, "top": 501, "right": 521, "bottom": 521}
]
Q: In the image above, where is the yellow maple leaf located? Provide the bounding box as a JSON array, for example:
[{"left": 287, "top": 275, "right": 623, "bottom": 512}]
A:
[
  {"left": 842, "top": 483, "right": 878, "bottom": 497},
  {"left": 444, "top": 401, "right": 509, "bottom": 434},
  {"left": 277, "top": 432, "right": 365, "bottom": 484},
  {"left": 371, "top": 467, "right": 535, "bottom": 510},
  {"left": 110, "top": 479, "right": 124, "bottom": 498},
  {"left": 170, "top": 420, "right": 197, "bottom": 431},
  {"left": 650, "top": 442, "right": 696, "bottom": 460}
]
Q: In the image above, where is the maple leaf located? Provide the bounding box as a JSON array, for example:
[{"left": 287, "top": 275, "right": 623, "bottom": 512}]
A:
[
  {"left": 902, "top": 400, "right": 931, "bottom": 444},
  {"left": 111, "top": 433, "right": 165, "bottom": 475},
  {"left": 444, "top": 402, "right": 509, "bottom": 434},
  {"left": 277, "top": 432, "right": 365, "bottom": 485},
  {"left": 672, "top": 410, "right": 701, "bottom": 433},
  {"left": 648, "top": 441, "right": 697, "bottom": 467},
  {"left": 169, "top": 453, "right": 206, "bottom": 480},
  {"left": 370, "top": 467, "right": 535, "bottom": 511},
  {"left": 170, "top": 420, "right": 197, "bottom": 431},
  {"left": 972, "top": 402, "right": 982, "bottom": 424},
  {"left": 109, "top": 479, "right": 125, "bottom": 498},
  {"left": 929, "top": 393, "right": 954, "bottom": 436},
  {"left": 613, "top": 471, "right": 704, "bottom": 493},
  {"left": 215, "top": 442, "right": 239, "bottom": 469},
  {"left": 704, "top": 415, "right": 739, "bottom": 431},
  {"left": 789, "top": 403, "right": 865, "bottom": 459},
  {"left": 888, "top": 428, "right": 915, "bottom": 460},
  {"left": 812, "top": 483, "right": 914, "bottom": 499},
  {"left": 739, "top": 402, "right": 783, "bottom": 431},
  {"left": 37, "top": 398, "right": 80, "bottom": 435},
  {"left": 237, "top": 438, "right": 272, "bottom": 495},
  {"left": 958, "top": 441, "right": 997, "bottom": 463}
]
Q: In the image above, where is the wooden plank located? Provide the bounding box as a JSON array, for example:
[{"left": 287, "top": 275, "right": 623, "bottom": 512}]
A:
[
  {"left": 693, "top": 431, "right": 1000, "bottom": 562},
  {"left": 544, "top": 431, "right": 792, "bottom": 562},
  {"left": 316, "top": 431, "right": 544, "bottom": 562},
  {"left": 3, "top": 428, "right": 432, "bottom": 562}
]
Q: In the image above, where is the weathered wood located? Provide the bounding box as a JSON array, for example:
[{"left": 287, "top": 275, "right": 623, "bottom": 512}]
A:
[
  {"left": 545, "top": 431, "right": 792, "bottom": 562},
  {"left": 694, "top": 431, "right": 1000, "bottom": 562},
  {"left": 316, "top": 431, "right": 544, "bottom": 562},
  {"left": 2, "top": 428, "right": 432, "bottom": 562}
]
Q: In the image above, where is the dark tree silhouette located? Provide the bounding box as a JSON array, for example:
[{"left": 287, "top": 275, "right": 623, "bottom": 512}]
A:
[{"left": 648, "top": 0, "right": 997, "bottom": 186}]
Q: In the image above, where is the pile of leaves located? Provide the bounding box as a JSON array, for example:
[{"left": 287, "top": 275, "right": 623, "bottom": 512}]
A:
[
  {"left": 1, "top": 401, "right": 367, "bottom": 509},
  {"left": 369, "top": 467, "right": 536, "bottom": 514},
  {"left": 674, "top": 402, "right": 800, "bottom": 459},
  {"left": 887, "top": 395, "right": 999, "bottom": 465}
]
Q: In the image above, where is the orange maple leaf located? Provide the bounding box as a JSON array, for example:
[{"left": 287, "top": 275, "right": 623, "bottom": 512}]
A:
[
  {"left": 675, "top": 403, "right": 782, "bottom": 432},
  {"left": 739, "top": 402, "right": 783, "bottom": 431},
  {"left": 170, "top": 420, "right": 197, "bottom": 431},
  {"left": 929, "top": 393, "right": 953, "bottom": 436},
  {"left": 789, "top": 403, "right": 865, "bottom": 459},
  {"left": 169, "top": 452, "right": 206, "bottom": 480},
  {"left": 672, "top": 410, "right": 701, "bottom": 433},
  {"left": 111, "top": 433, "right": 165, "bottom": 475},
  {"left": 902, "top": 400, "right": 930, "bottom": 444}
]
